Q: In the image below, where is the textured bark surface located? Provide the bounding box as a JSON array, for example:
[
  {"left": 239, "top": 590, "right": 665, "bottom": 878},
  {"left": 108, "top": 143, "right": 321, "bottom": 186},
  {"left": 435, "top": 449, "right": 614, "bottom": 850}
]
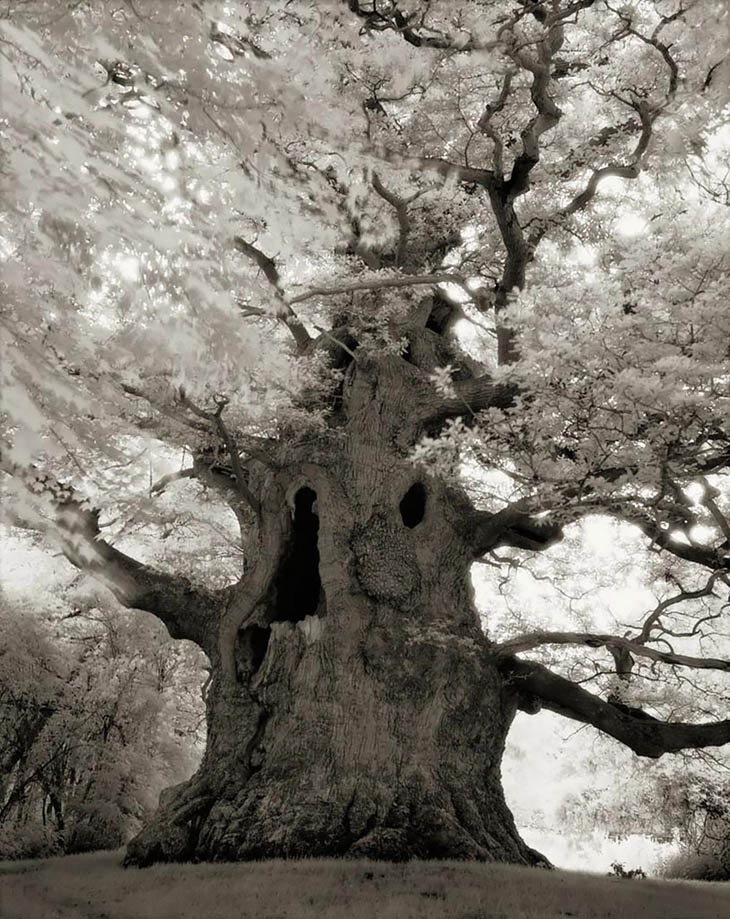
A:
[{"left": 124, "top": 357, "right": 546, "bottom": 867}]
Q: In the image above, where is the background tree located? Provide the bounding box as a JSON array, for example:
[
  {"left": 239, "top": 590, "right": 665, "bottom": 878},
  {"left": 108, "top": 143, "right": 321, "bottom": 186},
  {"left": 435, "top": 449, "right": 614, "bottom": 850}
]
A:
[
  {"left": 563, "top": 747, "right": 730, "bottom": 879},
  {"left": 0, "top": 574, "right": 205, "bottom": 859},
  {"left": 1, "top": 0, "right": 729, "bottom": 866}
]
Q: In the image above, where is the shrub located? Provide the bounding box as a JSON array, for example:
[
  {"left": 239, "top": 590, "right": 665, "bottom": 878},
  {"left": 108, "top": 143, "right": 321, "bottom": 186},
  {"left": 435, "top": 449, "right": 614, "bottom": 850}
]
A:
[
  {"left": 608, "top": 861, "right": 646, "bottom": 879},
  {"left": 0, "top": 823, "right": 63, "bottom": 861},
  {"left": 659, "top": 849, "right": 730, "bottom": 882}
]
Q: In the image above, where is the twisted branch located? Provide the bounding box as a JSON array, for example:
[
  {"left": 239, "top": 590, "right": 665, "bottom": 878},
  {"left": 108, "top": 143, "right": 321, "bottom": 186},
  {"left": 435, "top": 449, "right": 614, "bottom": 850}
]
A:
[
  {"left": 233, "top": 236, "right": 311, "bottom": 351},
  {"left": 500, "top": 656, "right": 730, "bottom": 758},
  {"left": 494, "top": 630, "right": 730, "bottom": 673}
]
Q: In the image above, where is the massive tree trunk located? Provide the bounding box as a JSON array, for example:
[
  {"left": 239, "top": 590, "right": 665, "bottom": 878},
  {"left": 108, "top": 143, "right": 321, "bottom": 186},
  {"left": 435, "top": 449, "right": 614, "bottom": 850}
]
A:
[
  {"left": 123, "top": 354, "right": 546, "bottom": 867},
  {"left": 18, "top": 342, "right": 727, "bottom": 868}
]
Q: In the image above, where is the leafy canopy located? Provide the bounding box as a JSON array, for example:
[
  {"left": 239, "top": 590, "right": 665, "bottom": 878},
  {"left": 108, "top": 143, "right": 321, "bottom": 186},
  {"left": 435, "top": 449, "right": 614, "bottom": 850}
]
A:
[{"left": 1, "top": 2, "right": 729, "bottom": 735}]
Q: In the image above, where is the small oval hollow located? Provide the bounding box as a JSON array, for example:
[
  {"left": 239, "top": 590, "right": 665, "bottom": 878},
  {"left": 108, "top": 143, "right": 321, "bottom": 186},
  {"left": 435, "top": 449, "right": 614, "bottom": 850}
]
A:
[{"left": 399, "top": 482, "right": 426, "bottom": 528}]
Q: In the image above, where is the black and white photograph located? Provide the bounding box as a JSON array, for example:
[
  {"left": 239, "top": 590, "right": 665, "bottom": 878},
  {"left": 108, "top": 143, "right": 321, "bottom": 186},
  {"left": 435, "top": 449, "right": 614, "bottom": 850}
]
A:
[{"left": 1, "top": 1, "right": 729, "bottom": 916}]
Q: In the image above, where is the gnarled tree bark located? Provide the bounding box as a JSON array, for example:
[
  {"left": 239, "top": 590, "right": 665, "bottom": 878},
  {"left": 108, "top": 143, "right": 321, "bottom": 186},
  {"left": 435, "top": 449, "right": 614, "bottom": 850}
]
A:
[{"left": 122, "top": 355, "right": 549, "bottom": 865}]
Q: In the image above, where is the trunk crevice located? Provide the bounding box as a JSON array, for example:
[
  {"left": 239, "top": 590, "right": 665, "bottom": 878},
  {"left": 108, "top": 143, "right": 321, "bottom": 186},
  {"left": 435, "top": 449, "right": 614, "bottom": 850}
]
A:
[{"left": 273, "top": 486, "right": 322, "bottom": 623}]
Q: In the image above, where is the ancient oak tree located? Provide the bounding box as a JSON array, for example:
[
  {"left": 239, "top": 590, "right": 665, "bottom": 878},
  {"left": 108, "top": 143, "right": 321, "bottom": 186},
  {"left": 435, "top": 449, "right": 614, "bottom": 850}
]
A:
[{"left": 1, "top": 0, "right": 729, "bottom": 866}]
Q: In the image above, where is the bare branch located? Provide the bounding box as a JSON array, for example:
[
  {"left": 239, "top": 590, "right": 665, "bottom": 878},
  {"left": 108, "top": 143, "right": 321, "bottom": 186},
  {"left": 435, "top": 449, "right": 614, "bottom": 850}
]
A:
[
  {"left": 637, "top": 569, "right": 729, "bottom": 644},
  {"left": 287, "top": 271, "right": 471, "bottom": 306},
  {"left": 500, "top": 656, "right": 730, "bottom": 758},
  {"left": 177, "top": 388, "right": 261, "bottom": 514},
  {"left": 494, "top": 630, "right": 730, "bottom": 673},
  {"left": 233, "top": 236, "right": 311, "bottom": 351},
  {"left": 371, "top": 172, "right": 411, "bottom": 266}
]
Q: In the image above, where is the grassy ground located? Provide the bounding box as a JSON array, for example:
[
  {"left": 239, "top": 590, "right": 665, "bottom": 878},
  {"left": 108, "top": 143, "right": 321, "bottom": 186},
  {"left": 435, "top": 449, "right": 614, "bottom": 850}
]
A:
[{"left": 1, "top": 850, "right": 728, "bottom": 919}]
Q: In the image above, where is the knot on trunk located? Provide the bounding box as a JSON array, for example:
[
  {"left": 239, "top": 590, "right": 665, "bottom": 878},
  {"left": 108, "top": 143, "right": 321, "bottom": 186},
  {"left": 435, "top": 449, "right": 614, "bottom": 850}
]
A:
[{"left": 351, "top": 513, "right": 420, "bottom": 606}]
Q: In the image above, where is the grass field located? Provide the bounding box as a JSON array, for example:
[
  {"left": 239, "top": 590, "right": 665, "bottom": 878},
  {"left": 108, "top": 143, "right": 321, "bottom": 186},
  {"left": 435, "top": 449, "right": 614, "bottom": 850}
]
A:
[{"left": 1, "top": 849, "right": 728, "bottom": 919}]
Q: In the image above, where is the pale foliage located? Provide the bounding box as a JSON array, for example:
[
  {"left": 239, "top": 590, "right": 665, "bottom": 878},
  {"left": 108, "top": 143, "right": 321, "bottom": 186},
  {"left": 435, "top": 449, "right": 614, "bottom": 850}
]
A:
[
  {"left": 0, "top": 575, "right": 205, "bottom": 858},
  {"left": 1, "top": 0, "right": 729, "bottom": 862}
]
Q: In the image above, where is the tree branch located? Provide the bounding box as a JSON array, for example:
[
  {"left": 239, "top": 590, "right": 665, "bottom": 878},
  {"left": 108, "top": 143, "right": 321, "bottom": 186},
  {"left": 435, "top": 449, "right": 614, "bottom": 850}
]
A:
[
  {"left": 530, "top": 100, "right": 653, "bottom": 244},
  {"left": 476, "top": 69, "right": 515, "bottom": 179},
  {"left": 502, "top": 14, "right": 565, "bottom": 200},
  {"left": 377, "top": 149, "right": 496, "bottom": 189},
  {"left": 528, "top": 7, "right": 683, "bottom": 248},
  {"left": 345, "top": 0, "right": 498, "bottom": 52},
  {"left": 2, "top": 464, "right": 220, "bottom": 652},
  {"left": 371, "top": 172, "right": 411, "bottom": 266},
  {"left": 499, "top": 656, "right": 730, "bottom": 758},
  {"left": 122, "top": 379, "right": 274, "bottom": 467},
  {"left": 287, "top": 271, "right": 471, "bottom": 306},
  {"left": 58, "top": 510, "right": 220, "bottom": 652},
  {"left": 699, "top": 476, "right": 730, "bottom": 544},
  {"left": 625, "top": 513, "right": 730, "bottom": 572},
  {"left": 494, "top": 631, "right": 730, "bottom": 673},
  {"left": 463, "top": 502, "right": 564, "bottom": 556},
  {"left": 233, "top": 236, "right": 311, "bottom": 351},
  {"left": 149, "top": 467, "right": 196, "bottom": 496},
  {"left": 177, "top": 387, "right": 261, "bottom": 514},
  {"left": 637, "top": 569, "right": 728, "bottom": 644},
  {"left": 483, "top": 11, "right": 568, "bottom": 364},
  {"left": 121, "top": 382, "right": 211, "bottom": 435},
  {"left": 418, "top": 374, "right": 519, "bottom": 427}
]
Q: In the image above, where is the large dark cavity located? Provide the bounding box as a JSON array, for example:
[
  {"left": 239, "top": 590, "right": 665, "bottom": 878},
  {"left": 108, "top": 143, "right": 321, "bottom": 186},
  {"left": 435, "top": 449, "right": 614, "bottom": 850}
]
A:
[
  {"left": 237, "top": 488, "right": 323, "bottom": 681},
  {"left": 425, "top": 294, "right": 454, "bottom": 334},
  {"left": 399, "top": 482, "right": 426, "bottom": 528},
  {"left": 239, "top": 624, "right": 271, "bottom": 674},
  {"left": 274, "top": 487, "right": 322, "bottom": 622}
]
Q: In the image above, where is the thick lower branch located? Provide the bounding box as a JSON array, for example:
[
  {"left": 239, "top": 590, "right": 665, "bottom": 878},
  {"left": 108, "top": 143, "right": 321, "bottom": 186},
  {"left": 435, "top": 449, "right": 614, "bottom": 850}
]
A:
[
  {"left": 499, "top": 657, "right": 730, "bottom": 758},
  {"left": 57, "top": 500, "right": 221, "bottom": 652},
  {"left": 464, "top": 503, "right": 563, "bottom": 557},
  {"left": 419, "top": 375, "right": 518, "bottom": 428},
  {"left": 3, "top": 464, "right": 221, "bottom": 652}
]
